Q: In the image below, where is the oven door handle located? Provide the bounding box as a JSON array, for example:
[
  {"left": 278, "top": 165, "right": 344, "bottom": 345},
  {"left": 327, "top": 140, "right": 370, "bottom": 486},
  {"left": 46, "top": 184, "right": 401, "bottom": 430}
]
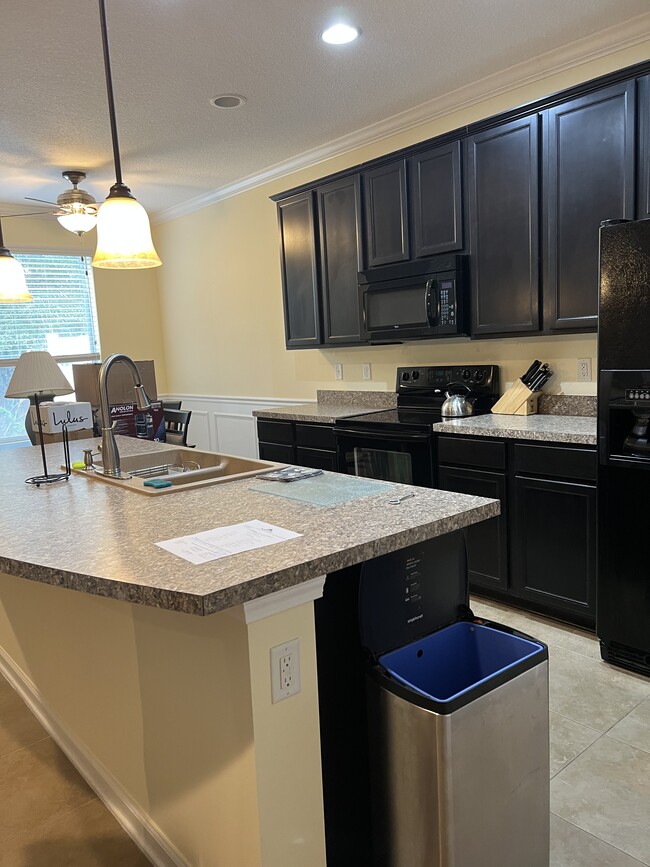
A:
[{"left": 335, "top": 428, "right": 431, "bottom": 442}]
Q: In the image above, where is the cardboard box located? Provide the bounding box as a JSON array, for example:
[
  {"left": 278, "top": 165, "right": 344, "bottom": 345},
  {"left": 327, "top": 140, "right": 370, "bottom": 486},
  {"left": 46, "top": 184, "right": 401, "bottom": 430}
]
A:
[
  {"left": 34, "top": 429, "right": 93, "bottom": 446},
  {"left": 72, "top": 360, "right": 158, "bottom": 407},
  {"left": 30, "top": 401, "right": 93, "bottom": 434},
  {"left": 108, "top": 400, "right": 165, "bottom": 441}
]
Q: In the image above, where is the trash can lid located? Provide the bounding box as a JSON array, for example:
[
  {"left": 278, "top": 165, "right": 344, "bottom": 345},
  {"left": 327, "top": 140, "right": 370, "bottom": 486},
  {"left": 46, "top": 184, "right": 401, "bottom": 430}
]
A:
[{"left": 359, "top": 531, "right": 469, "bottom": 659}]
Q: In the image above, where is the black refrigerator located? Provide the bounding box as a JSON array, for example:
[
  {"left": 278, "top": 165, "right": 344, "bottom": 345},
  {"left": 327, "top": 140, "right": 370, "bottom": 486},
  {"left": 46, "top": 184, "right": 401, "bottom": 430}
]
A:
[{"left": 598, "top": 217, "right": 650, "bottom": 676}]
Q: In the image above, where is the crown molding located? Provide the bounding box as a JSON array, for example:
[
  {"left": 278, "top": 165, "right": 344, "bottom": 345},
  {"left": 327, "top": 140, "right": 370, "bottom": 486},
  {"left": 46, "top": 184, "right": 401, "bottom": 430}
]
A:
[{"left": 154, "top": 13, "right": 650, "bottom": 226}]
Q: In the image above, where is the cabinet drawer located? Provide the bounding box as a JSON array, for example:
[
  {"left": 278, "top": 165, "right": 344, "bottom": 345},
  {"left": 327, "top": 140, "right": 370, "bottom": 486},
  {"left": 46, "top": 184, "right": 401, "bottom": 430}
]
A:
[
  {"left": 257, "top": 419, "right": 294, "bottom": 445},
  {"left": 514, "top": 443, "right": 596, "bottom": 482},
  {"left": 296, "top": 446, "right": 338, "bottom": 471},
  {"left": 295, "top": 423, "right": 336, "bottom": 450},
  {"left": 437, "top": 436, "right": 506, "bottom": 470},
  {"left": 258, "top": 442, "right": 295, "bottom": 463}
]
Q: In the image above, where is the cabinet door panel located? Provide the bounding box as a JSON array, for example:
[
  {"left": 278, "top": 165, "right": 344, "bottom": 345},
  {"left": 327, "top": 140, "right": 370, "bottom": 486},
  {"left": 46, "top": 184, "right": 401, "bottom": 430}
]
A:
[
  {"left": 512, "top": 476, "right": 596, "bottom": 623},
  {"left": 259, "top": 442, "right": 295, "bottom": 463},
  {"left": 295, "top": 447, "right": 338, "bottom": 471},
  {"left": 277, "top": 192, "right": 321, "bottom": 347},
  {"left": 543, "top": 81, "right": 635, "bottom": 330},
  {"left": 468, "top": 116, "right": 540, "bottom": 335},
  {"left": 410, "top": 141, "right": 463, "bottom": 257},
  {"left": 438, "top": 465, "right": 508, "bottom": 591},
  {"left": 363, "top": 161, "right": 409, "bottom": 267},
  {"left": 317, "top": 176, "right": 364, "bottom": 344},
  {"left": 639, "top": 75, "right": 650, "bottom": 220}
]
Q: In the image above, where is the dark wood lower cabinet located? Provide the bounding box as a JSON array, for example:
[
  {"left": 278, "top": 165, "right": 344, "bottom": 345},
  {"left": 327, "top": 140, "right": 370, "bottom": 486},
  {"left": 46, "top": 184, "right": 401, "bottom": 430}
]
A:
[
  {"left": 437, "top": 465, "right": 508, "bottom": 592},
  {"left": 511, "top": 475, "right": 596, "bottom": 625},
  {"left": 436, "top": 435, "right": 597, "bottom": 628},
  {"left": 257, "top": 418, "right": 337, "bottom": 471}
]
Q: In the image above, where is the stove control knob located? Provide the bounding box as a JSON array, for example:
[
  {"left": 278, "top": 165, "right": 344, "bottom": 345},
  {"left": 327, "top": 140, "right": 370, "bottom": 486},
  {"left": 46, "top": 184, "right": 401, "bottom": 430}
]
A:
[
  {"left": 411, "top": 370, "right": 420, "bottom": 380},
  {"left": 474, "top": 369, "right": 484, "bottom": 382},
  {"left": 401, "top": 371, "right": 410, "bottom": 381},
  {"left": 461, "top": 368, "right": 471, "bottom": 380}
]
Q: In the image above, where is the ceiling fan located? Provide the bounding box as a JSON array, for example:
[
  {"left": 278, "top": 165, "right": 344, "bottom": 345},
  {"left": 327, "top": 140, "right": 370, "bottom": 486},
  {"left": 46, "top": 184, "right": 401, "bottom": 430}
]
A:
[{"left": 2, "top": 170, "right": 100, "bottom": 236}]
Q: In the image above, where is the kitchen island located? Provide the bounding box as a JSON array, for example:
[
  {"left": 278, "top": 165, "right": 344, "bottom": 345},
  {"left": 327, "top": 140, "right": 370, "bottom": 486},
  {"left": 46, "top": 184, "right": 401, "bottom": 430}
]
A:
[{"left": 0, "top": 436, "right": 498, "bottom": 867}]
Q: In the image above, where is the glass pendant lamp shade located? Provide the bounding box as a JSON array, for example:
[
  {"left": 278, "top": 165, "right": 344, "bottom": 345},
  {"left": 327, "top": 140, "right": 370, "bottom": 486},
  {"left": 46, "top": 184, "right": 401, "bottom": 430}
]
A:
[
  {"left": 0, "top": 253, "right": 32, "bottom": 303},
  {"left": 92, "top": 193, "right": 161, "bottom": 269},
  {"left": 57, "top": 209, "right": 98, "bottom": 236}
]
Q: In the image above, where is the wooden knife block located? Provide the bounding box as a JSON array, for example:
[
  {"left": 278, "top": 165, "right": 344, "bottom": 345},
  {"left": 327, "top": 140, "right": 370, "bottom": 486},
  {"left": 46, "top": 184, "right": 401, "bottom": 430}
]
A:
[{"left": 491, "top": 380, "right": 539, "bottom": 416}]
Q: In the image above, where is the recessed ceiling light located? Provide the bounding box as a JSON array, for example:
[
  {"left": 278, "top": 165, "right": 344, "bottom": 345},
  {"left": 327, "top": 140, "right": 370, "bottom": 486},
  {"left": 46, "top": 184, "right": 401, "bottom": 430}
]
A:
[
  {"left": 321, "top": 23, "right": 360, "bottom": 45},
  {"left": 210, "top": 94, "right": 247, "bottom": 109}
]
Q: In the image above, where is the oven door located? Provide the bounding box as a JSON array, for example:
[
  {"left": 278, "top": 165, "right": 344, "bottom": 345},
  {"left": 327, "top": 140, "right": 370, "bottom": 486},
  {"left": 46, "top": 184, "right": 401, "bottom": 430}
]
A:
[{"left": 335, "top": 427, "right": 434, "bottom": 487}]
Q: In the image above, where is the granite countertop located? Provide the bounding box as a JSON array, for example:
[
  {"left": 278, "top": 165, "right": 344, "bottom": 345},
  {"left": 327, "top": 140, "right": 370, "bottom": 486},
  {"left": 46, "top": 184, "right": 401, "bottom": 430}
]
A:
[
  {"left": 431, "top": 414, "right": 597, "bottom": 445},
  {"left": 253, "top": 389, "right": 397, "bottom": 423},
  {"left": 0, "top": 436, "right": 498, "bottom": 617}
]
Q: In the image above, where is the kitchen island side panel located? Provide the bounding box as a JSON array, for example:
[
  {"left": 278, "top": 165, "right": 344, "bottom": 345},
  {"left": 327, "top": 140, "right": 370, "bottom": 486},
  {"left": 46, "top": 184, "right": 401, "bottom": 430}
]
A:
[{"left": 0, "top": 571, "right": 326, "bottom": 867}]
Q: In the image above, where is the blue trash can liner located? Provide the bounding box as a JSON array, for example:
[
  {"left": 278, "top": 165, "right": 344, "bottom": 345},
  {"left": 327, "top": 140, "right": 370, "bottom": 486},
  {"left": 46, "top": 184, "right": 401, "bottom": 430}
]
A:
[{"left": 379, "top": 620, "right": 544, "bottom": 704}]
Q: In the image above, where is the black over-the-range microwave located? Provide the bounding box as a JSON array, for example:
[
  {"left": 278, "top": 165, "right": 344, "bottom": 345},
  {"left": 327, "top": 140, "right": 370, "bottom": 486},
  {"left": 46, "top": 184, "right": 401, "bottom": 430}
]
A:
[{"left": 358, "top": 254, "right": 469, "bottom": 342}]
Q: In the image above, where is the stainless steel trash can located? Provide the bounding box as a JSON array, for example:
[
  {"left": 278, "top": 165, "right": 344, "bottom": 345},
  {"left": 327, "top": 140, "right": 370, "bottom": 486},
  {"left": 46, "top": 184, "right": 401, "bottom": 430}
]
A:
[{"left": 359, "top": 536, "right": 549, "bottom": 867}]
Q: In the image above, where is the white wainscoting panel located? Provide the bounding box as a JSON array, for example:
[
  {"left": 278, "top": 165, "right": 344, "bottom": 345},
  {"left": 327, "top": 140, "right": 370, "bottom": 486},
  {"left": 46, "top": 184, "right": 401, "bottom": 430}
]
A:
[{"left": 162, "top": 395, "right": 311, "bottom": 457}]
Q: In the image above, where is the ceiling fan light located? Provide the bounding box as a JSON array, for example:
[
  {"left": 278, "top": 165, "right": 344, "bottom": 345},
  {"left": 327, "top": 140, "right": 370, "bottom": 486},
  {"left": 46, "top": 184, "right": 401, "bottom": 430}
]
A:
[
  {"left": 0, "top": 253, "right": 32, "bottom": 303},
  {"left": 57, "top": 209, "right": 98, "bottom": 236},
  {"left": 92, "top": 195, "right": 161, "bottom": 269}
]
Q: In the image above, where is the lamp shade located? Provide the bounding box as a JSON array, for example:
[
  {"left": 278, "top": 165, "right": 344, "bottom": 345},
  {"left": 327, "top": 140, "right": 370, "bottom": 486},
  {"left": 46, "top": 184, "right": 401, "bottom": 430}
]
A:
[
  {"left": 0, "top": 252, "right": 32, "bottom": 303},
  {"left": 92, "top": 196, "right": 161, "bottom": 269},
  {"left": 5, "top": 351, "right": 74, "bottom": 399},
  {"left": 57, "top": 209, "right": 98, "bottom": 236}
]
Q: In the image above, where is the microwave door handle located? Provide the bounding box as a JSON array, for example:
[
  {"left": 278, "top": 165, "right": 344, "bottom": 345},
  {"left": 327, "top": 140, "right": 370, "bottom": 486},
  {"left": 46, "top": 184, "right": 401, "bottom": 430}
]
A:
[{"left": 425, "top": 278, "right": 438, "bottom": 325}]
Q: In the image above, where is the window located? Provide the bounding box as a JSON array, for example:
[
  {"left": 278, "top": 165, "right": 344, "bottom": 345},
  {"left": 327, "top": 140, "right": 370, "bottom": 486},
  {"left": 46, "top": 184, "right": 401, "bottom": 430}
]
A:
[{"left": 0, "top": 254, "right": 100, "bottom": 442}]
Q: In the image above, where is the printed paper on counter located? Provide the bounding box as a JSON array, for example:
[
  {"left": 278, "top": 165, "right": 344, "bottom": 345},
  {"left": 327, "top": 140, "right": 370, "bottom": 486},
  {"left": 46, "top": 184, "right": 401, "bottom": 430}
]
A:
[{"left": 156, "top": 519, "right": 302, "bottom": 564}]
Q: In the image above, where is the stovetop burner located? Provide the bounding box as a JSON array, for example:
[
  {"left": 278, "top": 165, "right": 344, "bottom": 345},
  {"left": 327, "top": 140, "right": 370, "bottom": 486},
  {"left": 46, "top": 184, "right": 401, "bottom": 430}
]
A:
[{"left": 336, "top": 365, "right": 500, "bottom": 432}]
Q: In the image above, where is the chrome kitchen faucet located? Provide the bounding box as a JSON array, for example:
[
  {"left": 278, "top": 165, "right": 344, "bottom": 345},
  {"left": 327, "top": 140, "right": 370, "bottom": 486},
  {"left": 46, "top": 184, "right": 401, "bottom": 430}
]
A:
[{"left": 98, "top": 354, "right": 152, "bottom": 477}]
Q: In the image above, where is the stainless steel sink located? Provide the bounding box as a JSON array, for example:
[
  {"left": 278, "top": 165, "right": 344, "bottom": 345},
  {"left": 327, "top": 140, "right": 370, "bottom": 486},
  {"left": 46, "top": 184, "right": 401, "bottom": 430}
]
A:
[{"left": 73, "top": 447, "right": 282, "bottom": 494}]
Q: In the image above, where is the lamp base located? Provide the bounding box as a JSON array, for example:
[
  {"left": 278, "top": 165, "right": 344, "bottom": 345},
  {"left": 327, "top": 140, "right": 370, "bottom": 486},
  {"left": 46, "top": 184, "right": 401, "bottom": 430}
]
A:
[{"left": 25, "top": 473, "right": 69, "bottom": 487}]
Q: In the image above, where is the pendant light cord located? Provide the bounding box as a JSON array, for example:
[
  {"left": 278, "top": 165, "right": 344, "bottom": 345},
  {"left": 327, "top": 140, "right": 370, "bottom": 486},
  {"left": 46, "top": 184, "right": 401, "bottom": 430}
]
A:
[{"left": 98, "top": 0, "right": 124, "bottom": 188}]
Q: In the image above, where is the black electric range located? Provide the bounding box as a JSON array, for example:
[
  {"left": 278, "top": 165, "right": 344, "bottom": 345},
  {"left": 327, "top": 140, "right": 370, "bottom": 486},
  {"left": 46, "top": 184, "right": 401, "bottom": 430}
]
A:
[{"left": 334, "top": 365, "right": 499, "bottom": 486}]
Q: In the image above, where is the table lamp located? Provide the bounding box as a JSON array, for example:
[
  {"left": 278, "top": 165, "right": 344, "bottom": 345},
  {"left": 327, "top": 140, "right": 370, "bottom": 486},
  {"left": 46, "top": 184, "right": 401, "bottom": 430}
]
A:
[{"left": 5, "top": 351, "right": 74, "bottom": 485}]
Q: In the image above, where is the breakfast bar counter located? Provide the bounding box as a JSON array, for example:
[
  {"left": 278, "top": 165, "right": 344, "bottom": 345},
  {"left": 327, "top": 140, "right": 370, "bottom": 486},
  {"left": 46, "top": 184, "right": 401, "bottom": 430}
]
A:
[{"left": 0, "top": 435, "right": 498, "bottom": 867}]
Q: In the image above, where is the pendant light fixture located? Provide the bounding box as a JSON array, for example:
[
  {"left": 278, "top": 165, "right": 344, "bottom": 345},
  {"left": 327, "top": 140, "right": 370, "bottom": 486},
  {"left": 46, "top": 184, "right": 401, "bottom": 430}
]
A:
[
  {"left": 92, "top": 0, "right": 161, "bottom": 270},
  {"left": 0, "top": 220, "right": 32, "bottom": 303}
]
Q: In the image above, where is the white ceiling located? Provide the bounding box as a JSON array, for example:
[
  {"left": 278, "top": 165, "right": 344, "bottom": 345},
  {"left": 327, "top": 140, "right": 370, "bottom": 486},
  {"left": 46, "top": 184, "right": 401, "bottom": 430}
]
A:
[{"left": 1, "top": 0, "right": 648, "bottom": 222}]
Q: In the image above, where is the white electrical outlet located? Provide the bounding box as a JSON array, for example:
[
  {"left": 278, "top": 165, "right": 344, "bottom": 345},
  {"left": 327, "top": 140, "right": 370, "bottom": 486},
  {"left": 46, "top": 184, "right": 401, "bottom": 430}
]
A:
[
  {"left": 577, "top": 358, "right": 592, "bottom": 382},
  {"left": 335, "top": 363, "right": 343, "bottom": 381},
  {"left": 362, "top": 363, "right": 372, "bottom": 381},
  {"left": 270, "top": 639, "right": 301, "bottom": 703}
]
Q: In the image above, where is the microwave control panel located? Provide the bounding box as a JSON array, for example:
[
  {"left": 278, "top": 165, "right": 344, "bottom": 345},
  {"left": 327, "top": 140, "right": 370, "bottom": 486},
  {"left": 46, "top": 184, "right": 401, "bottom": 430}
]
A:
[{"left": 437, "top": 279, "right": 456, "bottom": 326}]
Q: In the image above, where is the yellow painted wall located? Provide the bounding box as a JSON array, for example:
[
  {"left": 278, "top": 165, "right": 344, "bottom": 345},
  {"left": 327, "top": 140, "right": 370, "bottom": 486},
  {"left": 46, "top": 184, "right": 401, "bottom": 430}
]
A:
[
  {"left": 1, "top": 217, "right": 168, "bottom": 393},
  {"left": 154, "top": 42, "right": 650, "bottom": 401},
  {"left": 0, "top": 572, "right": 327, "bottom": 867}
]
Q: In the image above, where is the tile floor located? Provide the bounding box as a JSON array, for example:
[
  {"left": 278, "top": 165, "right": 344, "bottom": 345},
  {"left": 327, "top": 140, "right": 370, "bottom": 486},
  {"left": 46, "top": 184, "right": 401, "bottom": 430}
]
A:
[
  {"left": 1, "top": 600, "right": 649, "bottom": 866},
  {"left": 472, "top": 595, "right": 650, "bottom": 867},
  {"left": 0, "top": 672, "right": 151, "bottom": 866}
]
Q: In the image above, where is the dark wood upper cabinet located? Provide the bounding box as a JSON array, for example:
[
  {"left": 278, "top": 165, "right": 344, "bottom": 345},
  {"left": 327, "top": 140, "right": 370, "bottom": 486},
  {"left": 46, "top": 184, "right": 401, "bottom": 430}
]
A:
[
  {"left": 543, "top": 81, "right": 636, "bottom": 331},
  {"left": 409, "top": 141, "right": 463, "bottom": 257},
  {"left": 277, "top": 192, "right": 321, "bottom": 348},
  {"left": 467, "top": 115, "right": 541, "bottom": 336},
  {"left": 317, "top": 176, "right": 364, "bottom": 344},
  {"left": 362, "top": 160, "right": 409, "bottom": 267},
  {"left": 639, "top": 75, "right": 650, "bottom": 220}
]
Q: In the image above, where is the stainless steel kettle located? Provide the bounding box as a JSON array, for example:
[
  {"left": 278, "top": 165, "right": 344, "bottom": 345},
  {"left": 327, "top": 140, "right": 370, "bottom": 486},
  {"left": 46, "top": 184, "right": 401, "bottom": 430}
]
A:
[{"left": 441, "top": 383, "right": 474, "bottom": 418}]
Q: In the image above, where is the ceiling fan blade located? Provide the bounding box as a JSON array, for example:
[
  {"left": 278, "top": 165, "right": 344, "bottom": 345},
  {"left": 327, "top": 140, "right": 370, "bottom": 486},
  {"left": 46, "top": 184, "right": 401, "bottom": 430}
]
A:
[
  {"left": 0, "top": 211, "right": 56, "bottom": 217},
  {"left": 25, "top": 196, "right": 59, "bottom": 206}
]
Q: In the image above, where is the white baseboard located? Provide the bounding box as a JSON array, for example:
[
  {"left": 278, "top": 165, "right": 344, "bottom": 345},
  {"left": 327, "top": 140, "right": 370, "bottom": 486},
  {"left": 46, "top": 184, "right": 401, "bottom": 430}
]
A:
[
  {"left": 161, "top": 394, "right": 311, "bottom": 456},
  {"left": 0, "top": 647, "right": 189, "bottom": 867}
]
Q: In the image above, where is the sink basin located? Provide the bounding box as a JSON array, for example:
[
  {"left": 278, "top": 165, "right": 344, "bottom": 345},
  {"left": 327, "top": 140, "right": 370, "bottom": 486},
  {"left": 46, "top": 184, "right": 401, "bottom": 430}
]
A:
[{"left": 72, "top": 447, "right": 283, "bottom": 495}]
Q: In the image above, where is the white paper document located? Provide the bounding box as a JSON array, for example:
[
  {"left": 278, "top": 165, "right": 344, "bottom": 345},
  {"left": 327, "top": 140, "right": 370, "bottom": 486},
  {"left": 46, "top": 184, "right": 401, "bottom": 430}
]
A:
[{"left": 156, "top": 520, "right": 302, "bottom": 565}]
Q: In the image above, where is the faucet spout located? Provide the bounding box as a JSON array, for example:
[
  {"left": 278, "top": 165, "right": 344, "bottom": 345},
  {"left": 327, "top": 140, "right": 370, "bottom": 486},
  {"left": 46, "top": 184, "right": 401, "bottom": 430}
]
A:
[{"left": 98, "top": 354, "right": 152, "bottom": 477}]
